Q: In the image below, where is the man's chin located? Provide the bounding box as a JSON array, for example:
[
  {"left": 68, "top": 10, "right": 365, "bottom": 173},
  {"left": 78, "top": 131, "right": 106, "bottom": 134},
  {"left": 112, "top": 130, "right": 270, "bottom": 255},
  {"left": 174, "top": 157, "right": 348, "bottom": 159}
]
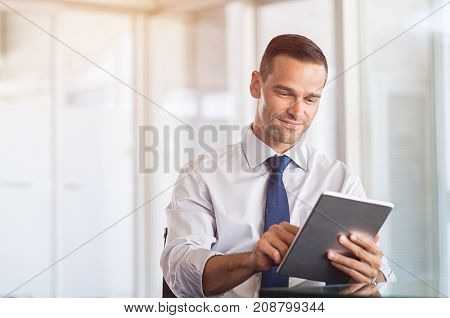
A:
[
  {"left": 277, "top": 129, "right": 304, "bottom": 145},
  {"left": 266, "top": 125, "right": 305, "bottom": 146},
  {"left": 274, "top": 134, "right": 303, "bottom": 146}
]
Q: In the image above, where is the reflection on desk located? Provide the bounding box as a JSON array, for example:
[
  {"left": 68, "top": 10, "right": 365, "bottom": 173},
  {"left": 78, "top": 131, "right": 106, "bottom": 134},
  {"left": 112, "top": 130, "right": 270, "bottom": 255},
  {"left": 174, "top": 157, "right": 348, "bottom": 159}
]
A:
[{"left": 260, "top": 281, "right": 446, "bottom": 298}]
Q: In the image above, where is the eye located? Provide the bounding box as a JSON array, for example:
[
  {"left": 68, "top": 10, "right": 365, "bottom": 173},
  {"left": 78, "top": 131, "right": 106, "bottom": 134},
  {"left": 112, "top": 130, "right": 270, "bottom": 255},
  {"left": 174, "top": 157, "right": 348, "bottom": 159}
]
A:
[
  {"left": 275, "top": 90, "right": 291, "bottom": 97},
  {"left": 305, "top": 98, "right": 318, "bottom": 104}
]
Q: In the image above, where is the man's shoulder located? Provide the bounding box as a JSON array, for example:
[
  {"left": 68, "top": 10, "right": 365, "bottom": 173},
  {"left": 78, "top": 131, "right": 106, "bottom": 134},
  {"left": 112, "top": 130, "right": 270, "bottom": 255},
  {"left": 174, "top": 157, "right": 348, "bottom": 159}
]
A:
[
  {"left": 305, "top": 144, "right": 365, "bottom": 196},
  {"left": 183, "top": 142, "right": 243, "bottom": 173},
  {"left": 305, "top": 144, "right": 349, "bottom": 172}
]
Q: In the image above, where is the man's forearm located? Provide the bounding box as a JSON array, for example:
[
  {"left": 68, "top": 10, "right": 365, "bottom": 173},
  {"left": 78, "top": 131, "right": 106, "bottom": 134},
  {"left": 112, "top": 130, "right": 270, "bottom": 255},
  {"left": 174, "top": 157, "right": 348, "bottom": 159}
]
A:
[{"left": 202, "top": 252, "right": 256, "bottom": 297}]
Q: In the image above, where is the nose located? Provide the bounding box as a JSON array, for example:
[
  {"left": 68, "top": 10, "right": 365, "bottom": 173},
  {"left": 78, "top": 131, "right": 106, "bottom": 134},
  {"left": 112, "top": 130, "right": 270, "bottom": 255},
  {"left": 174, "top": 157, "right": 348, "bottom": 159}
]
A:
[{"left": 287, "top": 97, "right": 305, "bottom": 117}]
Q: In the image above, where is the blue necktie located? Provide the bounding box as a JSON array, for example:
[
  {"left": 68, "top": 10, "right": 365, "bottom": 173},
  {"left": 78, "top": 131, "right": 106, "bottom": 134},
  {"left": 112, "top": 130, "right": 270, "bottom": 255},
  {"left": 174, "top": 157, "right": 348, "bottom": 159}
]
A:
[{"left": 261, "top": 155, "right": 292, "bottom": 288}]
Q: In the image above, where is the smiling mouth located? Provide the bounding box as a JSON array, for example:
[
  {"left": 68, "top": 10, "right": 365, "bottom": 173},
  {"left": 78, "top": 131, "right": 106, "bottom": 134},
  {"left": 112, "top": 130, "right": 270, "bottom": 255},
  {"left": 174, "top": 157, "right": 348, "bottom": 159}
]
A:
[{"left": 279, "top": 118, "right": 303, "bottom": 129}]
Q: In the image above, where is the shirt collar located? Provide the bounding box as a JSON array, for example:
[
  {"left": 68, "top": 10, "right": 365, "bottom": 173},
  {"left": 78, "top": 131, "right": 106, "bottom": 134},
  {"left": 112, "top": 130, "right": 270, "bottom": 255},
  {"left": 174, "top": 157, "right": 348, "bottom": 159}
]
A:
[{"left": 241, "top": 123, "right": 308, "bottom": 171}]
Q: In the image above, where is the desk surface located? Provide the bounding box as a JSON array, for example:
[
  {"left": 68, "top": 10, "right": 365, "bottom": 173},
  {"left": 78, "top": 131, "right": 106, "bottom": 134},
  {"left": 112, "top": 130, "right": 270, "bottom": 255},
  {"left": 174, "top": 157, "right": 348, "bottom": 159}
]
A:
[{"left": 260, "top": 281, "right": 446, "bottom": 298}]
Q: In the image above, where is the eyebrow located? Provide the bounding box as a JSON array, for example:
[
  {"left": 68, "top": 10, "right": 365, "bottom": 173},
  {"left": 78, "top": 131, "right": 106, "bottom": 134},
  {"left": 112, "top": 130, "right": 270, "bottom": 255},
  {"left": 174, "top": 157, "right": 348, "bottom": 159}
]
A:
[
  {"left": 305, "top": 93, "right": 322, "bottom": 99},
  {"left": 272, "top": 84, "right": 322, "bottom": 98}
]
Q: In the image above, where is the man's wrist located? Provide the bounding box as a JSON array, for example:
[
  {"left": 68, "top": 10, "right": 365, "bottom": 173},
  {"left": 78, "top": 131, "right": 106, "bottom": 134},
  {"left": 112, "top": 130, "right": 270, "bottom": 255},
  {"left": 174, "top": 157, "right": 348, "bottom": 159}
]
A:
[{"left": 243, "top": 252, "right": 258, "bottom": 274}]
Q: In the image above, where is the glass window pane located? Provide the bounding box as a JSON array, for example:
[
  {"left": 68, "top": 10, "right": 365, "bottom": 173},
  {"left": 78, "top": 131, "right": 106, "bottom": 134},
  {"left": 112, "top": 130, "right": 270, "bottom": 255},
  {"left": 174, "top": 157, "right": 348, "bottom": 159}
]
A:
[
  {"left": 0, "top": 12, "right": 53, "bottom": 297},
  {"left": 361, "top": 0, "right": 439, "bottom": 284}
]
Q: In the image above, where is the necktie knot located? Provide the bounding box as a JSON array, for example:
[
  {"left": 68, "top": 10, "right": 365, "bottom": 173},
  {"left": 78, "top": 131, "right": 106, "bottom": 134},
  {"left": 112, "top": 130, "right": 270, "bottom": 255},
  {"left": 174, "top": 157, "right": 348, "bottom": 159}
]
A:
[{"left": 266, "top": 155, "right": 292, "bottom": 174}]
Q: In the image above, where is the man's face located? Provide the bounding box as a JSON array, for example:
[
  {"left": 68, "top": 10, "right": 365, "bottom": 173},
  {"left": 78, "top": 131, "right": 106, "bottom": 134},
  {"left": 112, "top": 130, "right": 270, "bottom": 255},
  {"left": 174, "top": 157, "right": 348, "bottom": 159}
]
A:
[{"left": 251, "top": 54, "right": 327, "bottom": 151}]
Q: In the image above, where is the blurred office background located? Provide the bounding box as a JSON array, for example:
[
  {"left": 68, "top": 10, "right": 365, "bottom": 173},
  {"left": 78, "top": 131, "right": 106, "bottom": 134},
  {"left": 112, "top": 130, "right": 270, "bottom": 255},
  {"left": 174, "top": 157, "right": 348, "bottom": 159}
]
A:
[{"left": 0, "top": 0, "right": 448, "bottom": 297}]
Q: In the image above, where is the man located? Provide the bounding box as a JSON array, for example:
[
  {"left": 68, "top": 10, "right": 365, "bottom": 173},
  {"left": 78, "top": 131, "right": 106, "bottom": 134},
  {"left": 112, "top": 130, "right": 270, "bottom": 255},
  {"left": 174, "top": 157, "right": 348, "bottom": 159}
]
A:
[{"left": 161, "top": 34, "right": 396, "bottom": 298}]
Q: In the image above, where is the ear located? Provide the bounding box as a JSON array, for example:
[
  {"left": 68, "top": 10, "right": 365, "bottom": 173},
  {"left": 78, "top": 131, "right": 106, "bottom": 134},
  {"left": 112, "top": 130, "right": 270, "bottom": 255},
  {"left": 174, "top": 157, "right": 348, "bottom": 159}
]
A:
[{"left": 250, "top": 71, "right": 261, "bottom": 99}]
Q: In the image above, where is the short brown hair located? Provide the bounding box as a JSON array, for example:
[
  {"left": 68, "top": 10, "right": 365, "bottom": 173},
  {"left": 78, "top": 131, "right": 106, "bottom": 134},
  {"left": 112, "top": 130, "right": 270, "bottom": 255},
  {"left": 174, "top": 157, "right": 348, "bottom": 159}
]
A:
[{"left": 259, "top": 34, "right": 328, "bottom": 82}]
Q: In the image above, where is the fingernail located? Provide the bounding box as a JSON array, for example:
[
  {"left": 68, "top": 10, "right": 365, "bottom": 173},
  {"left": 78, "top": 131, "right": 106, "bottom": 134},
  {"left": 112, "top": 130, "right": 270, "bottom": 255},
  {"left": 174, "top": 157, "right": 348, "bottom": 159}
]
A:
[
  {"left": 350, "top": 234, "right": 357, "bottom": 241},
  {"left": 328, "top": 251, "right": 335, "bottom": 259},
  {"left": 338, "top": 235, "right": 345, "bottom": 243}
]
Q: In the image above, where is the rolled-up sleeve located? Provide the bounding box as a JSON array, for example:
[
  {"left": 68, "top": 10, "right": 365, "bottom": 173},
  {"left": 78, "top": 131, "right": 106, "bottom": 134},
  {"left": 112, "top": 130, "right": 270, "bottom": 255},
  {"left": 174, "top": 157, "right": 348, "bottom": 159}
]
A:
[{"left": 160, "top": 163, "right": 223, "bottom": 297}]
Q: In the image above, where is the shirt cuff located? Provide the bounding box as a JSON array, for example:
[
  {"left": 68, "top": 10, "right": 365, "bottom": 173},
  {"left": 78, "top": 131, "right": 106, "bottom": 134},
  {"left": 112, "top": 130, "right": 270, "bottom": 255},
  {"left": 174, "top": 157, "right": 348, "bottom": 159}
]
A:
[
  {"left": 379, "top": 256, "right": 397, "bottom": 282},
  {"left": 171, "top": 248, "right": 224, "bottom": 297}
]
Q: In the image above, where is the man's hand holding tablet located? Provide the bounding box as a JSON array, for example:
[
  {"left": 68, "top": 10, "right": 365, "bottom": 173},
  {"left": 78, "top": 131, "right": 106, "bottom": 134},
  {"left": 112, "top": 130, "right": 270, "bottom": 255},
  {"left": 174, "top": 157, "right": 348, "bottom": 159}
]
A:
[{"left": 327, "top": 231, "right": 386, "bottom": 283}]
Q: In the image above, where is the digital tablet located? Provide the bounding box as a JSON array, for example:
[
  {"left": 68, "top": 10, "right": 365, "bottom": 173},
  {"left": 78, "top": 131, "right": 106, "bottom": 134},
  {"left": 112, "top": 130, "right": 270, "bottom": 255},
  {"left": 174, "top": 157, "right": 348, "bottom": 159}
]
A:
[{"left": 277, "top": 191, "right": 394, "bottom": 284}]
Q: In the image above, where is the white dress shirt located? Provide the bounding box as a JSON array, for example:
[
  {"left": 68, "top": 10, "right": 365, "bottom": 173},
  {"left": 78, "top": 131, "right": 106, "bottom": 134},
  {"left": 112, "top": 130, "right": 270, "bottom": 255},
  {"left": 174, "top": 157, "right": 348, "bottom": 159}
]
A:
[{"left": 161, "top": 125, "right": 396, "bottom": 298}]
